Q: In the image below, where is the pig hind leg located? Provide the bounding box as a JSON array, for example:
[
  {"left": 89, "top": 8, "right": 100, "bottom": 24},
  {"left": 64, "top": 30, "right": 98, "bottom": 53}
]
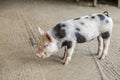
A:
[
  {"left": 100, "top": 38, "right": 110, "bottom": 59},
  {"left": 97, "top": 32, "right": 111, "bottom": 59},
  {"left": 97, "top": 36, "right": 104, "bottom": 59}
]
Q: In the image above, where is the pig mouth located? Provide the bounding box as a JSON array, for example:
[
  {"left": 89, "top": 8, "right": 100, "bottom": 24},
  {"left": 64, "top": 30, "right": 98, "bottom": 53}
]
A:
[{"left": 36, "top": 52, "right": 47, "bottom": 58}]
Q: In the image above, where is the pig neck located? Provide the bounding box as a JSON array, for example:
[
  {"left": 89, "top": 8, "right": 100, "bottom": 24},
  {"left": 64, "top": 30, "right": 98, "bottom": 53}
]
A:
[{"left": 48, "top": 31, "right": 60, "bottom": 51}]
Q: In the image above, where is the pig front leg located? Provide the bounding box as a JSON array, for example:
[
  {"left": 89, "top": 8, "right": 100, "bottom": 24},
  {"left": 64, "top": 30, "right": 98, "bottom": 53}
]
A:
[
  {"left": 63, "top": 42, "right": 76, "bottom": 65},
  {"left": 62, "top": 46, "right": 67, "bottom": 61}
]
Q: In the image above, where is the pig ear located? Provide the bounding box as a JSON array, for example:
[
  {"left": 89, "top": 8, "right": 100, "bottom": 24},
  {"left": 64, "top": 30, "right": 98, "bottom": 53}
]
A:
[
  {"left": 38, "top": 27, "right": 45, "bottom": 35},
  {"left": 45, "top": 32, "right": 53, "bottom": 42}
]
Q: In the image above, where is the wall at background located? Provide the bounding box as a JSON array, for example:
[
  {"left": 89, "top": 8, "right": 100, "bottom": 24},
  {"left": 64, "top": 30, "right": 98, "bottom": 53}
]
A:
[{"left": 0, "top": 0, "right": 118, "bottom": 7}]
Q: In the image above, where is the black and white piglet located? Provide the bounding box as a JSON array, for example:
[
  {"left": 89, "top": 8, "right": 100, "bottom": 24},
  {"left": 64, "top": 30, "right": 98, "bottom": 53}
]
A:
[{"left": 36, "top": 11, "right": 113, "bottom": 65}]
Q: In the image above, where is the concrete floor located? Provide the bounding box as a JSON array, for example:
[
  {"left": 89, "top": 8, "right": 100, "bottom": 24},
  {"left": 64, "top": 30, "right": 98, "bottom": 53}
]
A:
[{"left": 0, "top": 0, "right": 120, "bottom": 80}]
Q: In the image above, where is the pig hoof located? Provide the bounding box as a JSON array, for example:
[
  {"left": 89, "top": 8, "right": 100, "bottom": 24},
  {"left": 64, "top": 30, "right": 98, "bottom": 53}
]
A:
[
  {"left": 97, "top": 56, "right": 103, "bottom": 60},
  {"left": 61, "top": 57, "right": 66, "bottom": 63},
  {"left": 63, "top": 61, "right": 69, "bottom": 65},
  {"left": 97, "top": 56, "right": 105, "bottom": 60},
  {"left": 61, "top": 57, "right": 65, "bottom": 60},
  {"left": 61, "top": 59, "right": 65, "bottom": 63},
  {"left": 99, "top": 56, "right": 106, "bottom": 60},
  {"left": 63, "top": 62, "right": 68, "bottom": 65},
  {"left": 97, "top": 54, "right": 106, "bottom": 60}
]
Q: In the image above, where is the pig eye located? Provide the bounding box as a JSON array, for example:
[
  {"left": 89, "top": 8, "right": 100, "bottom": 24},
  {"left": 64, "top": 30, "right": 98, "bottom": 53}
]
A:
[{"left": 44, "top": 44, "right": 48, "bottom": 48}]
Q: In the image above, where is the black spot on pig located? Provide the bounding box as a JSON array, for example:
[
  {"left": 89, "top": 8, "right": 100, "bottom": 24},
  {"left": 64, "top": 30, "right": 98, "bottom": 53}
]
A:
[
  {"left": 75, "top": 33, "right": 86, "bottom": 43},
  {"left": 105, "top": 19, "right": 109, "bottom": 23},
  {"left": 61, "top": 24, "right": 66, "bottom": 27},
  {"left": 76, "top": 28, "right": 80, "bottom": 31},
  {"left": 53, "top": 23, "right": 66, "bottom": 38},
  {"left": 62, "top": 40, "right": 72, "bottom": 49},
  {"left": 91, "top": 16, "right": 95, "bottom": 19},
  {"left": 98, "top": 14, "right": 105, "bottom": 21},
  {"left": 85, "top": 17, "right": 89, "bottom": 19},
  {"left": 101, "top": 32, "right": 110, "bottom": 39},
  {"left": 74, "top": 18, "right": 80, "bottom": 20},
  {"left": 80, "top": 22, "right": 84, "bottom": 25}
]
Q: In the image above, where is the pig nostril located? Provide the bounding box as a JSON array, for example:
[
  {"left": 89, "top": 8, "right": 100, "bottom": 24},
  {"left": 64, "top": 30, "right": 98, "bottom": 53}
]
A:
[{"left": 44, "top": 52, "right": 47, "bottom": 55}]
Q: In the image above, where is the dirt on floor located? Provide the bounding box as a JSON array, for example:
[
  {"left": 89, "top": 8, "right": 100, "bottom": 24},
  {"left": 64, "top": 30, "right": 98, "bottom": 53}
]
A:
[{"left": 0, "top": 0, "right": 120, "bottom": 80}]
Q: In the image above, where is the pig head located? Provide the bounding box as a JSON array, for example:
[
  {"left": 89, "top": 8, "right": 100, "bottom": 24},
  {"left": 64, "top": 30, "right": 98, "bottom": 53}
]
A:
[{"left": 36, "top": 27, "right": 58, "bottom": 58}]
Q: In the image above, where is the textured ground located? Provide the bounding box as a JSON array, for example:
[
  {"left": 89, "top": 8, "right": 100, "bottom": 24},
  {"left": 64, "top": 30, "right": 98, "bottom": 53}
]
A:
[{"left": 0, "top": 0, "right": 120, "bottom": 80}]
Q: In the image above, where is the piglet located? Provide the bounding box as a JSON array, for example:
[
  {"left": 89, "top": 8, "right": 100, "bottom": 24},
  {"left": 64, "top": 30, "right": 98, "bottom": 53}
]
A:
[{"left": 36, "top": 11, "right": 113, "bottom": 65}]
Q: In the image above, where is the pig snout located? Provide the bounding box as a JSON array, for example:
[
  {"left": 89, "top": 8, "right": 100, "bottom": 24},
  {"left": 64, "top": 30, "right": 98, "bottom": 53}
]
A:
[
  {"left": 36, "top": 52, "right": 47, "bottom": 58},
  {"left": 35, "top": 48, "right": 47, "bottom": 58}
]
